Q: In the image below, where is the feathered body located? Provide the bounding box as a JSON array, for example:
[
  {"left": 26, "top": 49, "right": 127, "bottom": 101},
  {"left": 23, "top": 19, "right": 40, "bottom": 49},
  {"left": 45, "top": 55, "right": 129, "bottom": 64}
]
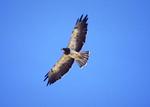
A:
[{"left": 44, "top": 15, "right": 89, "bottom": 85}]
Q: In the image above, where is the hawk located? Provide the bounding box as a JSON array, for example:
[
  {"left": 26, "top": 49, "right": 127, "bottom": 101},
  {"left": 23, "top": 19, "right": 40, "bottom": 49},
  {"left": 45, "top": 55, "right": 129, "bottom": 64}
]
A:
[{"left": 44, "top": 15, "right": 89, "bottom": 85}]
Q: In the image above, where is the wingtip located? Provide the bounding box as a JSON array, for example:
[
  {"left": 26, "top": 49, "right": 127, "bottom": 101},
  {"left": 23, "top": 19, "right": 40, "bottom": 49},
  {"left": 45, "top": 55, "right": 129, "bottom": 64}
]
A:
[
  {"left": 44, "top": 76, "right": 48, "bottom": 81},
  {"left": 44, "top": 72, "right": 48, "bottom": 77},
  {"left": 76, "top": 18, "right": 79, "bottom": 24},
  {"left": 84, "top": 14, "right": 88, "bottom": 18},
  {"left": 75, "top": 14, "right": 88, "bottom": 25},
  {"left": 79, "top": 14, "right": 83, "bottom": 21},
  {"left": 46, "top": 82, "right": 49, "bottom": 86},
  {"left": 45, "top": 78, "right": 51, "bottom": 86},
  {"left": 83, "top": 14, "right": 88, "bottom": 22}
]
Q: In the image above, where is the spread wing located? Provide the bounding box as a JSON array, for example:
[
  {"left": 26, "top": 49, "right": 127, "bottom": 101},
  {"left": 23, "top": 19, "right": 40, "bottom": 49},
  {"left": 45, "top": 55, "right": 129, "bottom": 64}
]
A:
[
  {"left": 67, "top": 15, "right": 88, "bottom": 52},
  {"left": 44, "top": 55, "right": 74, "bottom": 85},
  {"left": 44, "top": 15, "right": 88, "bottom": 85}
]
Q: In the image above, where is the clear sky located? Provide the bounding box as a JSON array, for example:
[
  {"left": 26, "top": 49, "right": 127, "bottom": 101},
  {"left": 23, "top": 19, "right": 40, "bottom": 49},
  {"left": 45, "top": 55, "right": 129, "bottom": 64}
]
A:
[{"left": 0, "top": 0, "right": 150, "bottom": 107}]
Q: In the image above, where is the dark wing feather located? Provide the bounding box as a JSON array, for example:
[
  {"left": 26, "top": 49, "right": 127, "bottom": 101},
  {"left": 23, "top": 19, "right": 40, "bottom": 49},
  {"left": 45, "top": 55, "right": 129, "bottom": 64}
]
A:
[
  {"left": 44, "top": 55, "right": 74, "bottom": 85},
  {"left": 67, "top": 15, "right": 88, "bottom": 52}
]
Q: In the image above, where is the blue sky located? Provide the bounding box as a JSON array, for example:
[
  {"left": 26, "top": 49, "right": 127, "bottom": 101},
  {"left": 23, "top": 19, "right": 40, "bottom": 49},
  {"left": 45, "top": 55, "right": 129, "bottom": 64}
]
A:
[{"left": 0, "top": 0, "right": 150, "bottom": 107}]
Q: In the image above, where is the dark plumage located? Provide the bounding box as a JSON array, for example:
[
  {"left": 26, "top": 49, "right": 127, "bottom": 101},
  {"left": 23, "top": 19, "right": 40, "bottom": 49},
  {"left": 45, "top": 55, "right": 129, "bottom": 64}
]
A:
[
  {"left": 62, "top": 48, "right": 70, "bottom": 55},
  {"left": 44, "top": 15, "right": 89, "bottom": 85}
]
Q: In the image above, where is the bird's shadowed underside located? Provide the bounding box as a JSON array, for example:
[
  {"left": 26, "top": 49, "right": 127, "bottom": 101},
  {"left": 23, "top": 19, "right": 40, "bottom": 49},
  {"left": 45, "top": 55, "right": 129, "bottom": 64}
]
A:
[{"left": 44, "top": 15, "right": 89, "bottom": 85}]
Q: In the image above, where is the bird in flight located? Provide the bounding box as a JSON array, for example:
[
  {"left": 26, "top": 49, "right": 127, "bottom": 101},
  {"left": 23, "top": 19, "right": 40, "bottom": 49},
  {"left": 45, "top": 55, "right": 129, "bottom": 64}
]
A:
[{"left": 44, "top": 15, "right": 89, "bottom": 85}]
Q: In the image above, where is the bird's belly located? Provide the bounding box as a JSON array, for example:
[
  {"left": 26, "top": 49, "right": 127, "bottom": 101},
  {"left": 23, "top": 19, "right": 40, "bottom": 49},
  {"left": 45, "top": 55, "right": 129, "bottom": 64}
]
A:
[{"left": 69, "top": 52, "right": 81, "bottom": 60}]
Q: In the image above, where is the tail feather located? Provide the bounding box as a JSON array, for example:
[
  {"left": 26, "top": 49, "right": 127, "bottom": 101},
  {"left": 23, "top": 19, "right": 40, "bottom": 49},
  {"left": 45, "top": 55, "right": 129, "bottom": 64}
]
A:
[{"left": 76, "top": 51, "right": 89, "bottom": 68}]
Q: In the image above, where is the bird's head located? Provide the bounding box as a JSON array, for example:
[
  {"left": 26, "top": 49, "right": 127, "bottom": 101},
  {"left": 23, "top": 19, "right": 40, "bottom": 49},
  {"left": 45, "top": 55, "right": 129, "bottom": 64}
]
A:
[{"left": 61, "top": 48, "right": 70, "bottom": 55}]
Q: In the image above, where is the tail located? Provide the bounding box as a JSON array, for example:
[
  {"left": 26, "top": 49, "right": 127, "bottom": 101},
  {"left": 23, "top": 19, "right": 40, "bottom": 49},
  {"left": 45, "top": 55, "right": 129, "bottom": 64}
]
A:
[{"left": 76, "top": 51, "right": 89, "bottom": 68}]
